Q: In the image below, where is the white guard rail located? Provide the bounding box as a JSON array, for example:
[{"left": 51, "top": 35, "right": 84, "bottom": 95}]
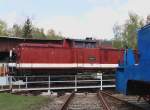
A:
[{"left": 0, "top": 74, "right": 115, "bottom": 92}]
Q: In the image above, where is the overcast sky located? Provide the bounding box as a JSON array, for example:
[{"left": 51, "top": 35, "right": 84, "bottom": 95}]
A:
[{"left": 0, "top": 0, "right": 150, "bottom": 39}]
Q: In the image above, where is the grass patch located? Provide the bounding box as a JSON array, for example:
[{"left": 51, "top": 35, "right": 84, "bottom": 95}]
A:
[{"left": 0, "top": 93, "right": 49, "bottom": 110}]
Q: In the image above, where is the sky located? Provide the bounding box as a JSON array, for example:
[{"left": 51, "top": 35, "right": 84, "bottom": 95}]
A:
[{"left": 0, "top": 0, "right": 150, "bottom": 39}]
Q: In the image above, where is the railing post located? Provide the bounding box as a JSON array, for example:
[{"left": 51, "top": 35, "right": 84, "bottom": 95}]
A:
[
  {"left": 26, "top": 76, "right": 28, "bottom": 89},
  {"left": 100, "top": 74, "right": 103, "bottom": 90},
  {"left": 19, "top": 78, "right": 20, "bottom": 90},
  {"left": 1, "top": 85, "right": 3, "bottom": 90},
  {"left": 48, "top": 75, "right": 51, "bottom": 93},
  {"left": 9, "top": 76, "right": 12, "bottom": 90},
  {"left": 75, "top": 75, "right": 77, "bottom": 92}
]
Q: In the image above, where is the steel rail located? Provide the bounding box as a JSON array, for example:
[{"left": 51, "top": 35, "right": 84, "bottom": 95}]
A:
[
  {"left": 97, "top": 91, "right": 112, "bottom": 110},
  {"left": 60, "top": 91, "right": 75, "bottom": 110},
  {"left": 100, "top": 91, "right": 146, "bottom": 110}
]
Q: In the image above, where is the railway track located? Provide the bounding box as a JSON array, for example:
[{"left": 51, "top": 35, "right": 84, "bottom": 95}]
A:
[
  {"left": 61, "top": 92, "right": 102, "bottom": 110},
  {"left": 99, "top": 91, "right": 146, "bottom": 110},
  {"left": 60, "top": 91, "right": 147, "bottom": 110},
  {"left": 112, "top": 93, "right": 150, "bottom": 110},
  {"left": 41, "top": 91, "right": 148, "bottom": 110}
]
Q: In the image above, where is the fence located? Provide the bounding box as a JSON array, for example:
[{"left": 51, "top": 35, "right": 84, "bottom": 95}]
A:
[{"left": 0, "top": 74, "right": 115, "bottom": 92}]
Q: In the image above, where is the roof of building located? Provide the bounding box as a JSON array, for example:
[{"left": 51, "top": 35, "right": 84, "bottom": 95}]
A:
[{"left": 0, "top": 36, "right": 63, "bottom": 41}]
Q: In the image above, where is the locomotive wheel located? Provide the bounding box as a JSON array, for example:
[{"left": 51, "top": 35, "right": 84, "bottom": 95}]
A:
[{"left": 143, "top": 95, "right": 150, "bottom": 104}]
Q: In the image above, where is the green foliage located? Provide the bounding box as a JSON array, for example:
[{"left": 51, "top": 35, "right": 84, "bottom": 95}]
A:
[
  {"left": 46, "top": 35, "right": 63, "bottom": 40},
  {"left": 22, "top": 18, "right": 32, "bottom": 38},
  {"left": 113, "top": 24, "right": 123, "bottom": 48},
  {"left": 0, "top": 18, "right": 63, "bottom": 40},
  {"left": 112, "top": 12, "right": 144, "bottom": 49},
  {"left": 122, "top": 13, "right": 144, "bottom": 48},
  {"left": 32, "top": 27, "right": 46, "bottom": 39},
  {"left": 0, "top": 20, "right": 8, "bottom": 36},
  {"left": 99, "top": 39, "right": 113, "bottom": 47},
  {"left": 0, "top": 93, "right": 49, "bottom": 110},
  {"left": 11, "top": 24, "right": 22, "bottom": 37},
  {"left": 146, "top": 15, "right": 150, "bottom": 24},
  {"left": 46, "top": 29, "right": 63, "bottom": 40}
]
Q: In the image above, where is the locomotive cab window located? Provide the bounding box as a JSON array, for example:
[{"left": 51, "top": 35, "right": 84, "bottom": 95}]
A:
[
  {"left": 85, "top": 42, "right": 96, "bottom": 48},
  {"left": 74, "top": 41, "right": 97, "bottom": 48},
  {"left": 74, "top": 42, "right": 85, "bottom": 48}
]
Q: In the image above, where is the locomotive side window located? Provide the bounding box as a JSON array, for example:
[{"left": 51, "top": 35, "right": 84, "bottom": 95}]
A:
[
  {"left": 75, "top": 42, "right": 85, "bottom": 48},
  {"left": 74, "top": 41, "right": 97, "bottom": 48},
  {"left": 85, "top": 42, "right": 96, "bottom": 48}
]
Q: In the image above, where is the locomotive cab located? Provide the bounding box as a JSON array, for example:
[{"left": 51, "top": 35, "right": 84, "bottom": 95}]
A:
[{"left": 116, "top": 24, "right": 150, "bottom": 104}]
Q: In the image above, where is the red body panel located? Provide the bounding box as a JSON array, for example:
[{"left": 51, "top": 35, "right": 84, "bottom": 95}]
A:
[
  {"left": 16, "top": 44, "right": 124, "bottom": 70},
  {"left": 100, "top": 49, "right": 124, "bottom": 64},
  {"left": 19, "top": 47, "right": 74, "bottom": 64},
  {"left": 11, "top": 41, "right": 126, "bottom": 75}
]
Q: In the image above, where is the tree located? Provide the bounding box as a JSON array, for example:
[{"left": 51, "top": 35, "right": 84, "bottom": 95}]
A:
[
  {"left": 112, "top": 24, "right": 123, "bottom": 48},
  {"left": 22, "top": 18, "right": 32, "bottom": 38},
  {"left": 46, "top": 29, "right": 63, "bottom": 40},
  {"left": 47, "top": 29, "right": 55, "bottom": 37},
  {"left": 11, "top": 24, "right": 22, "bottom": 37},
  {"left": 0, "top": 20, "right": 8, "bottom": 36},
  {"left": 112, "top": 12, "right": 144, "bottom": 49},
  {"left": 32, "top": 27, "right": 46, "bottom": 39},
  {"left": 146, "top": 15, "right": 150, "bottom": 24}
]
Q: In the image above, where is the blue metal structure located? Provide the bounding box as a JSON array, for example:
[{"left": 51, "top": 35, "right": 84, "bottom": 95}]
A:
[
  {"left": 116, "top": 24, "right": 150, "bottom": 101},
  {"left": 116, "top": 48, "right": 135, "bottom": 94}
]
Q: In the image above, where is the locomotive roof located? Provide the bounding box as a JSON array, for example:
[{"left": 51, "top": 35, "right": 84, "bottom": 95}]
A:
[
  {"left": 67, "top": 39, "right": 97, "bottom": 43},
  {"left": 140, "top": 23, "right": 150, "bottom": 30},
  {"left": 19, "top": 43, "right": 63, "bottom": 48},
  {"left": 0, "top": 36, "right": 97, "bottom": 43}
]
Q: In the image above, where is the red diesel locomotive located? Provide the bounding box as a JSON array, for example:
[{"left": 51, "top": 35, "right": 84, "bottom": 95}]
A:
[{"left": 10, "top": 39, "right": 124, "bottom": 75}]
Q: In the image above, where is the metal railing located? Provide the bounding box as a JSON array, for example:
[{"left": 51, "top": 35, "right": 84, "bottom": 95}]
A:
[{"left": 0, "top": 74, "right": 115, "bottom": 92}]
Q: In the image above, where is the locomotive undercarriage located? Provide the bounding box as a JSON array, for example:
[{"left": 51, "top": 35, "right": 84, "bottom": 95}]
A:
[
  {"left": 127, "top": 80, "right": 150, "bottom": 103},
  {"left": 4, "top": 66, "right": 116, "bottom": 91},
  {"left": 10, "top": 67, "right": 116, "bottom": 76}
]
